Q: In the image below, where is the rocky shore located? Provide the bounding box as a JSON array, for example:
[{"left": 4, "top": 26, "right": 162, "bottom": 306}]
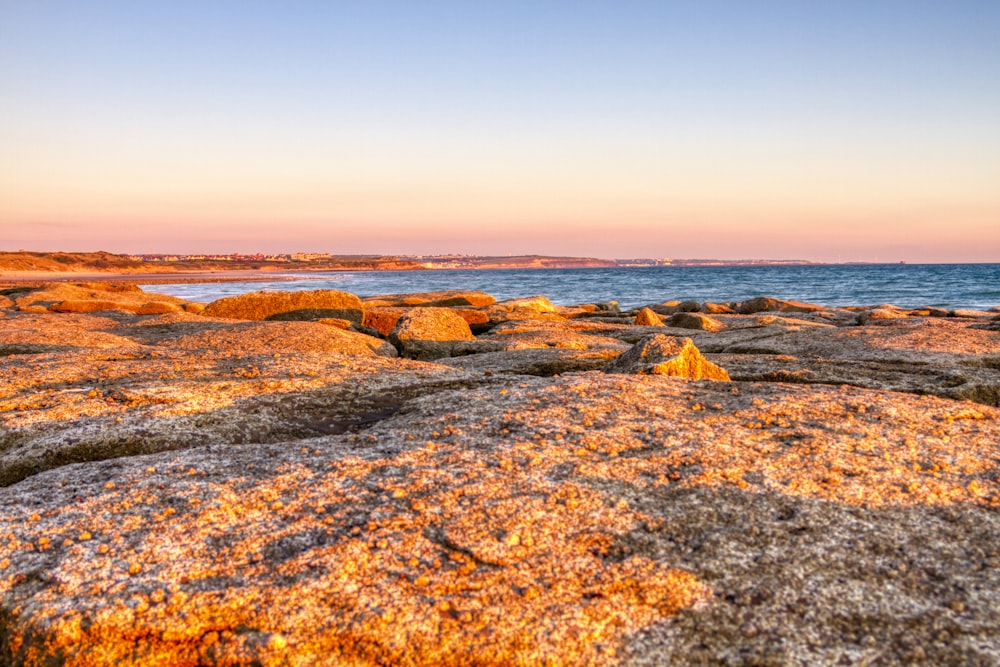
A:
[{"left": 1, "top": 282, "right": 999, "bottom": 665}]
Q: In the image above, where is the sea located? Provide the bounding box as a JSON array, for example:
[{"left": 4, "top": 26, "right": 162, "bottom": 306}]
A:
[{"left": 152, "top": 264, "right": 1000, "bottom": 311}]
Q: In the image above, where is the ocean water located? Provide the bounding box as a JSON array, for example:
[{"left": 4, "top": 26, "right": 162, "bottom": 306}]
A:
[{"left": 153, "top": 264, "right": 1000, "bottom": 311}]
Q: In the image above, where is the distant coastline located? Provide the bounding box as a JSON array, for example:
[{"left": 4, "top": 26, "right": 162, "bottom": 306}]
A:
[{"left": 0, "top": 250, "right": 828, "bottom": 285}]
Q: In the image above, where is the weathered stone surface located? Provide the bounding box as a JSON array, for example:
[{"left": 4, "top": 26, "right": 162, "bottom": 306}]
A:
[
  {"left": 136, "top": 301, "right": 184, "bottom": 315},
  {"left": 440, "top": 347, "right": 622, "bottom": 376},
  {"left": 13, "top": 282, "right": 190, "bottom": 316},
  {"left": 667, "top": 312, "right": 723, "bottom": 332},
  {"left": 201, "top": 289, "right": 364, "bottom": 324},
  {"left": 856, "top": 306, "right": 909, "bottom": 324},
  {"left": 737, "top": 296, "right": 826, "bottom": 314},
  {"left": 49, "top": 299, "right": 130, "bottom": 313},
  {"left": 480, "top": 305, "right": 567, "bottom": 327},
  {"left": 363, "top": 307, "right": 407, "bottom": 336},
  {"left": 644, "top": 300, "right": 699, "bottom": 316},
  {"left": 497, "top": 295, "right": 557, "bottom": 313},
  {"left": 389, "top": 307, "right": 475, "bottom": 360},
  {"left": 363, "top": 290, "right": 496, "bottom": 308},
  {"left": 3, "top": 373, "right": 1000, "bottom": 665},
  {"left": 604, "top": 335, "right": 730, "bottom": 380},
  {"left": 5, "top": 292, "right": 1000, "bottom": 665},
  {"left": 701, "top": 301, "right": 735, "bottom": 314},
  {"left": 635, "top": 307, "right": 664, "bottom": 326},
  {"left": 452, "top": 308, "right": 491, "bottom": 330}
]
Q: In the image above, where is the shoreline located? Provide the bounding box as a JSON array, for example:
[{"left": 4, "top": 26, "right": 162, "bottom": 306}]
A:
[{"left": 0, "top": 269, "right": 321, "bottom": 288}]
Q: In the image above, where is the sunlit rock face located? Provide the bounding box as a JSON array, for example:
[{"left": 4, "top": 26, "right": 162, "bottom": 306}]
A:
[
  {"left": 201, "top": 289, "right": 365, "bottom": 324},
  {"left": 604, "top": 335, "right": 731, "bottom": 381},
  {"left": 1, "top": 284, "right": 1000, "bottom": 664},
  {"left": 388, "top": 307, "right": 476, "bottom": 360}
]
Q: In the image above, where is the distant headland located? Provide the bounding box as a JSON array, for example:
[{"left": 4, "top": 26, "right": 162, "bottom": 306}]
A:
[{"left": 0, "top": 250, "right": 821, "bottom": 279}]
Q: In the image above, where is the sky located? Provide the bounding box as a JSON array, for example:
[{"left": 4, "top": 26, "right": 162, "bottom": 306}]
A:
[{"left": 1, "top": 1, "right": 999, "bottom": 262}]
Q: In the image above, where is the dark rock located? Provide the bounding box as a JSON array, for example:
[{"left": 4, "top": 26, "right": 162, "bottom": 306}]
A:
[
  {"left": 363, "top": 291, "right": 496, "bottom": 308},
  {"left": 737, "top": 297, "right": 826, "bottom": 315},
  {"left": 668, "top": 312, "right": 724, "bottom": 332}
]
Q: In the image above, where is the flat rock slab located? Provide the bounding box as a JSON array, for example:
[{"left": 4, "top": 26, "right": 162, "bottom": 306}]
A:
[
  {"left": 2, "top": 375, "right": 999, "bottom": 665},
  {"left": 363, "top": 291, "right": 496, "bottom": 308},
  {"left": 201, "top": 289, "right": 364, "bottom": 324}
]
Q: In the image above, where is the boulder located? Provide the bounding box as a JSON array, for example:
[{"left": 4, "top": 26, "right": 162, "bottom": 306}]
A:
[
  {"left": 737, "top": 297, "right": 826, "bottom": 315},
  {"left": 14, "top": 283, "right": 190, "bottom": 315},
  {"left": 668, "top": 312, "right": 724, "bottom": 332},
  {"left": 645, "top": 300, "right": 699, "bottom": 315},
  {"left": 635, "top": 307, "right": 664, "bottom": 326},
  {"left": 856, "top": 307, "right": 909, "bottom": 325},
  {"left": 363, "top": 307, "right": 407, "bottom": 337},
  {"left": 136, "top": 301, "right": 184, "bottom": 315},
  {"left": 453, "top": 308, "right": 491, "bottom": 331},
  {"left": 366, "top": 307, "right": 492, "bottom": 338},
  {"left": 604, "top": 335, "right": 730, "bottom": 380},
  {"left": 363, "top": 291, "right": 496, "bottom": 308},
  {"left": 201, "top": 290, "right": 364, "bottom": 325},
  {"left": 702, "top": 302, "right": 736, "bottom": 314},
  {"left": 389, "top": 307, "right": 476, "bottom": 360},
  {"left": 497, "top": 295, "right": 557, "bottom": 313}
]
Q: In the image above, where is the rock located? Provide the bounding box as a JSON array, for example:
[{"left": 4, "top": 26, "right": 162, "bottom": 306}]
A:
[
  {"left": 13, "top": 283, "right": 190, "bottom": 315},
  {"left": 317, "top": 318, "right": 353, "bottom": 330},
  {"left": 363, "top": 290, "right": 496, "bottom": 308},
  {"left": 48, "top": 299, "right": 129, "bottom": 313},
  {"left": 644, "top": 300, "right": 699, "bottom": 315},
  {"left": 4, "top": 302, "right": 1000, "bottom": 665},
  {"left": 604, "top": 335, "right": 730, "bottom": 380},
  {"left": 389, "top": 307, "right": 475, "bottom": 360},
  {"left": 136, "top": 301, "right": 184, "bottom": 315},
  {"left": 366, "top": 307, "right": 492, "bottom": 337},
  {"left": 0, "top": 295, "right": 13, "bottom": 309},
  {"left": 635, "top": 307, "right": 664, "bottom": 326},
  {"left": 654, "top": 300, "right": 682, "bottom": 314},
  {"left": 702, "top": 301, "right": 735, "bottom": 314},
  {"left": 481, "top": 305, "right": 567, "bottom": 327},
  {"left": 166, "top": 320, "right": 398, "bottom": 358},
  {"left": 737, "top": 297, "right": 826, "bottom": 315},
  {"left": 440, "top": 347, "right": 622, "bottom": 376},
  {"left": 668, "top": 312, "right": 724, "bottom": 332},
  {"left": 201, "top": 290, "right": 364, "bottom": 324},
  {"left": 856, "top": 307, "right": 909, "bottom": 325},
  {"left": 453, "top": 308, "right": 491, "bottom": 332},
  {"left": 497, "top": 295, "right": 557, "bottom": 313},
  {"left": 363, "top": 307, "right": 407, "bottom": 337}
]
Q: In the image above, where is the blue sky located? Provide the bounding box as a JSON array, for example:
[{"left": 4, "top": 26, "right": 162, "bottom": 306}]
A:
[{"left": 2, "top": 1, "right": 998, "bottom": 260}]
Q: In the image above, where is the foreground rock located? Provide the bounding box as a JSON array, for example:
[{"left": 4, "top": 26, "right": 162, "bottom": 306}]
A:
[
  {"left": 2, "top": 375, "right": 999, "bottom": 665},
  {"left": 201, "top": 289, "right": 364, "bottom": 324},
  {"left": 605, "top": 335, "right": 731, "bottom": 381},
  {"left": 2, "top": 287, "right": 1000, "bottom": 664},
  {"left": 388, "top": 307, "right": 476, "bottom": 360}
]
